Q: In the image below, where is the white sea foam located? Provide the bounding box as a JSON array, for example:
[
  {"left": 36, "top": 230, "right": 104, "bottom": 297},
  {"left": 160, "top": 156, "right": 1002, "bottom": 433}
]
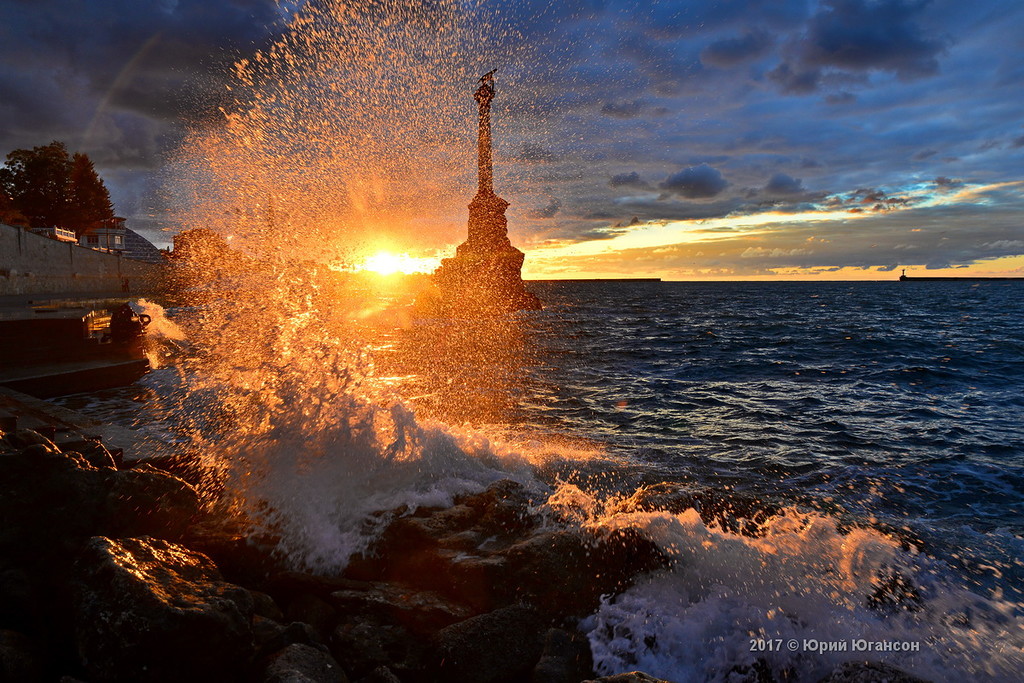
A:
[
  {"left": 214, "top": 383, "right": 537, "bottom": 571},
  {"left": 564, "top": 486, "right": 1024, "bottom": 682}
]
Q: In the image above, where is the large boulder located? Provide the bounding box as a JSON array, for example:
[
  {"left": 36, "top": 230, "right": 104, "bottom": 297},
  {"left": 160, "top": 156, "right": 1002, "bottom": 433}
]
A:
[
  {"left": 818, "top": 661, "right": 931, "bottom": 682},
  {"left": 531, "top": 628, "right": 594, "bottom": 683},
  {"left": 431, "top": 605, "right": 547, "bottom": 683},
  {"left": 502, "top": 527, "right": 668, "bottom": 618},
  {"left": 343, "top": 480, "right": 667, "bottom": 618},
  {"left": 582, "top": 673, "right": 672, "bottom": 683},
  {"left": 72, "top": 536, "right": 255, "bottom": 682},
  {"left": 259, "top": 643, "right": 348, "bottom": 683},
  {"left": 0, "top": 629, "right": 43, "bottom": 682},
  {"left": 0, "top": 446, "right": 201, "bottom": 555},
  {"left": 102, "top": 464, "right": 202, "bottom": 540}
]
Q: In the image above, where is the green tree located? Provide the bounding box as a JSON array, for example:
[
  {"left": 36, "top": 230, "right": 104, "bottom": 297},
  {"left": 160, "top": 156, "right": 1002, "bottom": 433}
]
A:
[
  {"left": 0, "top": 141, "right": 114, "bottom": 234},
  {"left": 0, "top": 191, "right": 28, "bottom": 227},
  {"left": 68, "top": 152, "right": 115, "bottom": 233}
]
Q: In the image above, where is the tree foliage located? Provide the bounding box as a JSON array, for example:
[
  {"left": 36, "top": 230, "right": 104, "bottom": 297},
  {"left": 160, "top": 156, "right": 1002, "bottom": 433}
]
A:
[{"left": 0, "top": 141, "right": 114, "bottom": 235}]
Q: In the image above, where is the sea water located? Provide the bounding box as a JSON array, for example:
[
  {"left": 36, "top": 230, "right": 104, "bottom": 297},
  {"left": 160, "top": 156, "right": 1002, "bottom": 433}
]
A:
[{"left": 54, "top": 280, "right": 1024, "bottom": 681}]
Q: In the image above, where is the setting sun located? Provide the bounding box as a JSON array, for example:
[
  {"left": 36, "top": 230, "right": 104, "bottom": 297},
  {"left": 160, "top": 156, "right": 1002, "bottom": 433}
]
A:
[{"left": 356, "top": 251, "right": 439, "bottom": 276}]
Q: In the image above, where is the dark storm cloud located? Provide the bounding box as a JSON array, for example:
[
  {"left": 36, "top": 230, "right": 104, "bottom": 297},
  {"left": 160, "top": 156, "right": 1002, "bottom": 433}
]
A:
[
  {"left": 3, "top": 0, "right": 1023, "bottom": 267},
  {"left": 800, "top": 0, "right": 948, "bottom": 79},
  {"left": 608, "top": 171, "right": 651, "bottom": 189},
  {"left": 701, "top": 30, "right": 773, "bottom": 67},
  {"left": 600, "top": 100, "right": 646, "bottom": 119},
  {"left": 0, "top": 0, "right": 284, "bottom": 239},
  {"left": 659, "top": 164, "right": 728, "bottom": 199},
  {"left": 528, "top": 197, "right": 562, "bottom": 219},
  {"left": 764, "top": 172, "right": 805, "bottom": 196},
  {"left": 767, "top": 62, "right": 822, "bottom": 94}
]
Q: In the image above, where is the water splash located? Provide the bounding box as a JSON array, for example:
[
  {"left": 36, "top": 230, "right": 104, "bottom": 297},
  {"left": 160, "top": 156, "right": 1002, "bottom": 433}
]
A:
[{"left": 550, "top": 484, "right": 1024, "bottom": 682}]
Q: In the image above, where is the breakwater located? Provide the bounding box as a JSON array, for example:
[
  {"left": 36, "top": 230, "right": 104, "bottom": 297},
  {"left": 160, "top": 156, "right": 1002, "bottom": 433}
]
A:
[{"left": 0, "top": 223, "right": 162, "bottom": 296}]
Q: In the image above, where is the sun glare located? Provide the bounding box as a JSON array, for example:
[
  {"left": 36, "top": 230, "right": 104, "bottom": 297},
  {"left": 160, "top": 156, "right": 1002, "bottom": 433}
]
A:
[{"left": 357, "top": 251, "right": 439, "bottom": 276}]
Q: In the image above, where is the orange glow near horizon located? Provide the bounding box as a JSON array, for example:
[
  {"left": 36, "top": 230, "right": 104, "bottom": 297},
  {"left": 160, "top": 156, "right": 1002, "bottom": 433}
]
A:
[{"left": 355, "top": 250, "right": 440, "bottom": 276}]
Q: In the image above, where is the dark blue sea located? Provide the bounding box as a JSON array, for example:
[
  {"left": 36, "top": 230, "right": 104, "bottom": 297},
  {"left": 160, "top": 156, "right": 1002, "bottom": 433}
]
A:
[
  {"left": 55, "top": 280, "right": 1024, "bottom": 681},
  {"left": 523, "top": 280, "right": 1024, "bottom": 575}
]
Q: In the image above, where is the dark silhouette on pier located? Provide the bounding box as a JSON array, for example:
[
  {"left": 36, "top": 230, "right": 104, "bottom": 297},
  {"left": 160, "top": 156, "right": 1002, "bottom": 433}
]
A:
[{"left": 428, "top": 70, "right": 541, "bottom": 314}]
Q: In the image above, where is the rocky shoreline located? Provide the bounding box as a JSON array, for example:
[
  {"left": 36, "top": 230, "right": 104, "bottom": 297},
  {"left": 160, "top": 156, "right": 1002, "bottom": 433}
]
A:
[{"left": 0, "top": 425, "right": 930, "bottom": 683}]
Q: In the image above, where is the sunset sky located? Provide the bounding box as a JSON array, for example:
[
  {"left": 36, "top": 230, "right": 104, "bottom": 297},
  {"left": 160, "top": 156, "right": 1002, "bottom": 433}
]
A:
[{"left": 1, "top": 0, "right": 1022, "bottom": 280}]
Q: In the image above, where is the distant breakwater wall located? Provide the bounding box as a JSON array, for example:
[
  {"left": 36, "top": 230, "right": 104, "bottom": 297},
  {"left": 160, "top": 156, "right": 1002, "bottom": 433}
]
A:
[{"left": 0, "top": 223, "right": 163, "bottom": 296}]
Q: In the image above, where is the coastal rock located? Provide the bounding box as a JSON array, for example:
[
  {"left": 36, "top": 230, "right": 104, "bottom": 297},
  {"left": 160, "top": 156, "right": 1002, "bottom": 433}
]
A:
[
  {"left": 10, "top": 428, "right": 55, "bottom": 449},
  {"left": 0, "top": 446, "right": 109, "bottom": 550},
  {"left": 186, "top": 518, "right": 289, "bottom": 587},
  {"left": 531, "top": 628, "right": 594, "bottom": 683},
  {"left": 284, "top": 593, "right": 337, "bottom": 640},
  {"left": 72, "top": 536, "right": 255, "bottom": 682},
  {"left": 330, "top": 618, "right": 424, "bottom": 680},
  {"left": 257, "top": 621, "right": 328, "bottom": 659},
  {"left": 818, "top": 661, "right": 931, "bottom": 683},
  {"left": 328, "top": 581, "right": 474, "bottom": 634},
  {"left": 0, "top": 449, "right": 202, "bottom": 553},
  {"left": 457, "top": 479, "right": 537, "bottom": 534},
  {"left": 432, "top": 605, "right": 546, "bottom": 683},
  {"left": 610, "top": 483, "right": 782, "bottom": 537},
  {"left": 582, "top": 673, "right": 672, "bottom": 683},
  {"left": 0, "top": 629, "right": 43, "bottom": 682},
  {"left": 0, "top": 563, "right": 35, "bottom": 631},
  {"left": 503, "top": 528, "right": 668, "bottom": 617},
  {"left": 260, "top": 643, "right": 348, "bottom": 683},
  {"left": 251, "top": 590, "right": 286, "bottom": 621},
  {"left": 58, "top": 439, "right": 117, "bottom": 469},
  {"left": 344, "top": 479, "right": 665, "bottom": 618},
  {"left": 103, "top": 464, "right": 201, "bottom": 540},
  {"left": 359, "top": 666, "right": 402, "bottom": 683}
]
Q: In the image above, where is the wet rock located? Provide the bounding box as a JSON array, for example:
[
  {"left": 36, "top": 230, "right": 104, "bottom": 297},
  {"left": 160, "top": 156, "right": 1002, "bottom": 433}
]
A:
[
  {"left": 330, "top": 618, "right": 424, "bottom": 680},
  {"left": 432, "top": 605, "right": 547, "bottom": 683},
  {"left": 11, "top": 429, "right": 54, "bottom": 449},
  {"left": 818, "top": 661, "right": 931, "bottom": 683},
  {"left": 0, "top": 630, "right": 43, "bottom": 682},
  {"left": 251, "top": 590, "right": 286, "bottom": 622},
  {"left": 0, "top": 563, "right": 35, "bottom": 631},
  {"left": 727, "top": 659, "right": 780, "bottom": 683},
  {"left": 186, "top": 519, "right": 288, "bottom": 587},
  {"left": 253, "top": 615, "right": 287, "bottom": 653},
  {"left": 502, "top": 528, "right": 668, "bottom": 618},
  {"left": 866, "top": 570, "right": 923, "bottom": 613},
  {"left": 328, "top": 581, "right": 474, "bottom": 635},
  {"left": 457, "top": 479, "right": 537, "bottom": 535},
  {"left": 58, "top": 439, "right": 117, "bottom": 469},
  {"left": 531, "top": 628, "right": 594, "bottom": 683},
  {"left": 610, "top": 483, "right": 782, "bottom": 537},
  {"left": 103, "top": 465, "right": 202, "bottom": 540},
  {"left": 130, "top": 452, "right": 210, "bottom": 490},
  {"left": 0, "top": 447, "right": 108, "bottom": 551},
  {"left": 260, "top": 643, "right": 348, "bottom": 683},
  {"left": 582, "top": 673, "right": 671, "bottom": 683},
  {"left": 358, "top": 666, "right": 402, "bottom": 683},
  {"left": 72, "top": 536, "right": 255, "bottom": 682},
  {"left": 0, "top": 451, "right": 202, "bottom": 554},
  {"left": 284, "top": 593, "right": 337, "bottom": 640},
  {"left": 258, "top": 621, "right": 327, "bottom": 659}
]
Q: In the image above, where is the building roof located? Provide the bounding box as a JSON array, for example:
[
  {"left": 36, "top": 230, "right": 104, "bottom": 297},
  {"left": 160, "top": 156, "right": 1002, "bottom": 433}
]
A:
[{"left": 122, "top": 228, "right": 163, "bottom": 263}]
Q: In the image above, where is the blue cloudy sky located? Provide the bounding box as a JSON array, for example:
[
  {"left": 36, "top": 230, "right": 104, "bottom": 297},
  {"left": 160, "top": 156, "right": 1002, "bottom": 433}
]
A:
[{"left": 1, "top": 0, "right": 1022, "bottom": 278}]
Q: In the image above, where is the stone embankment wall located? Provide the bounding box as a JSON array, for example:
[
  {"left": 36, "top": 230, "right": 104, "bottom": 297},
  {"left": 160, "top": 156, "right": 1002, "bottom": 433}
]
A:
[{"left": 0, "top": 222, "right": 163, "bottom": 296}]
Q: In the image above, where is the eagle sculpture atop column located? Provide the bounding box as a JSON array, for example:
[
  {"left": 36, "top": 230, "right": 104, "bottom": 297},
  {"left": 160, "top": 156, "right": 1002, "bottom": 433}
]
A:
[{"left": 426, "top": 70, "right": 542, "bottom": 314}]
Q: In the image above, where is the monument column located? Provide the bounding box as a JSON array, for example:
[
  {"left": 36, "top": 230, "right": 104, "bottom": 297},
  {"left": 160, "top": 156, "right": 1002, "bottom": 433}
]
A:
[
  {"left": 475, "top": 70, "right": 496, "bottom": 196},
  {"left": 426, "top": 69, "right": 541, "bottom": 313}
]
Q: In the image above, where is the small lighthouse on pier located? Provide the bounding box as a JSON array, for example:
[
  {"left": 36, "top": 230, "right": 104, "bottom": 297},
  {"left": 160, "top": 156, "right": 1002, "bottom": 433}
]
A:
[{"left": 428, "top": 70, "right": 541, "bottom": 313}]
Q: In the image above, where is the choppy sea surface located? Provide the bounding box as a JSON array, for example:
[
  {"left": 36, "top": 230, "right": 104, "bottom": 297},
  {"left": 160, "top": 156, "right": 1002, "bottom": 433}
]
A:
[{"left": 55, "top": 280, "right": 1024, "bottom": 681}]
